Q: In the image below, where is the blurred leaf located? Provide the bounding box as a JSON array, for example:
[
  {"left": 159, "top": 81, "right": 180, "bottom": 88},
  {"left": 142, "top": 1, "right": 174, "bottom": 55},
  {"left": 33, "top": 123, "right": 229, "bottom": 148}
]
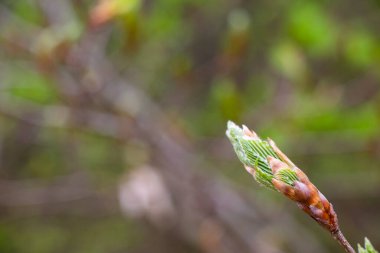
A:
[
  {"left": 9, "top": 0, "right": 42, "bottom": 24},
  {"left": 146, "top": 0, "right": 184, "bottom": 39},
  {"left": 292, "top": 93, "right": 379, "bottom": 137},
  {"left": 5, "top": 65, "right": 57, "bottom": 104},
  {"left": 270, "top": 41, "right": 307, "bottom": 81},
  {"left": 288, "top": 2, "right": 337, "bottom": 56},
  {"left": 344, "top": 28, "right": 379, "bottom": 68}
]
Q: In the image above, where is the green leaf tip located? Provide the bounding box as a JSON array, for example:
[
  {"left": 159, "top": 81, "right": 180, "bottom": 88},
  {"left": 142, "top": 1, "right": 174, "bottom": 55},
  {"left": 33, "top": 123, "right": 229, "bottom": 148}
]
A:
[
  {"left": 226, "top": 121, "right": 298, "bottom": 189},
  {"left": 358, "top": 238, "right": 378, "bottom": 253},
  {"left": 226, "top": 121, "right": 248, "bottom": 166},
  {"left": 275, "top": 168, "right": 298, "bottom": 186}
]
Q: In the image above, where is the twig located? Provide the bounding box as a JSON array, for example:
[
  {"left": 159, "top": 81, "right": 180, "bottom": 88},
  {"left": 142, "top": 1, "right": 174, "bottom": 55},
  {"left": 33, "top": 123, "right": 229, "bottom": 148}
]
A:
[{"left": 333, "top": 229, "right": 356, "bottom": 253}]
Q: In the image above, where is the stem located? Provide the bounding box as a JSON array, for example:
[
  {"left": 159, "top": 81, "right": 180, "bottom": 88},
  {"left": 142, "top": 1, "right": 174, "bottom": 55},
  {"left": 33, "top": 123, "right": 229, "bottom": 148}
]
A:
[{"left": 332, "top": 229, "right": 356, "bottom": 253}]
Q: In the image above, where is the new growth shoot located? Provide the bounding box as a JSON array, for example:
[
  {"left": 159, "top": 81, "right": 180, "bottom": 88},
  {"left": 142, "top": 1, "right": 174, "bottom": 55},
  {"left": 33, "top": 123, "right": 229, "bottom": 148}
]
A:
[{"left": 226, "top": 121, "right": 377, "bottom": 253}]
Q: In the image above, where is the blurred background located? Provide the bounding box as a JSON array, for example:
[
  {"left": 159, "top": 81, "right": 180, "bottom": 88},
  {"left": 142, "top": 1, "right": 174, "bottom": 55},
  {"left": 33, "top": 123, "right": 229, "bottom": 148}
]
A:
[{"left": 0, "top": 0, "right": 380, "bottom": 252}]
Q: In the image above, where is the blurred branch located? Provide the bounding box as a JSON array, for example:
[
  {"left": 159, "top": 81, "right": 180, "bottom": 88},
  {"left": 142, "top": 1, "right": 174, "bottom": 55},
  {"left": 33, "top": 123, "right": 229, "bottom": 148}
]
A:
[
  {"left": 0, "top": 172, "right": 117, "bottom": 217},
  {"left": 0, "top": 2, "right": 329, "bottom": 252},
  {"left": 0, "top": 95, "right": 130, "bottom": 140}
]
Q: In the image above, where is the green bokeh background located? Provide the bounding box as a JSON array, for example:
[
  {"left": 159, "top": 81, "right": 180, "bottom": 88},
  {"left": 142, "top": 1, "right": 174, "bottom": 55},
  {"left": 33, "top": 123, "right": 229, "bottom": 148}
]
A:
[{"left": 0, "top": 0, "right": 380, "bottom": 252}]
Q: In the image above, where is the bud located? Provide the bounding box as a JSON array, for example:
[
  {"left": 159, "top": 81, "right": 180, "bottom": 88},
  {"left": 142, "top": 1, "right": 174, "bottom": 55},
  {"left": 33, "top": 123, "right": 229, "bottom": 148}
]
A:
[
  {"left": 226, "top": 121, "right": 357, "bottom": 253},
  {"left": 226, "top": 121, "right": 297, "bottom": 190},
  {"left": 226, "top": 121, "right": 280, "bottom": 190}
]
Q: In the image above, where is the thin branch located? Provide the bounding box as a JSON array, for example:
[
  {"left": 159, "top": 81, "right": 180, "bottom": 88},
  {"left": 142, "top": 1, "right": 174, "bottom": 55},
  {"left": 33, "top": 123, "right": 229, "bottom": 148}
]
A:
[{"left": 333, "top": 230, "right": 356, "bottom": 253}]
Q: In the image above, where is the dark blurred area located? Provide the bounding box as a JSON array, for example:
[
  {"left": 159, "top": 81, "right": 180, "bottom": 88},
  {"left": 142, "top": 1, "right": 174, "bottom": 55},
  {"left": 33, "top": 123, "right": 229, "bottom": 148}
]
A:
[{"left": 0, "top": 0, "right": 379, "bottom": 252}]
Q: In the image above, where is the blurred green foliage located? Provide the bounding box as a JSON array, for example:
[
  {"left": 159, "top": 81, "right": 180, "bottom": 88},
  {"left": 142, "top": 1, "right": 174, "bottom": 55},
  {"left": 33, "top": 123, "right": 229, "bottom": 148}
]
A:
[
  {"left": 288, "top": 2, "right": 337, "bottom": 56},
  {"left": 5, "top": 65, "right": 57, "bottom": 104},
  {"left": 1, "top": 0, "right": 380, "bottom": 252}
]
